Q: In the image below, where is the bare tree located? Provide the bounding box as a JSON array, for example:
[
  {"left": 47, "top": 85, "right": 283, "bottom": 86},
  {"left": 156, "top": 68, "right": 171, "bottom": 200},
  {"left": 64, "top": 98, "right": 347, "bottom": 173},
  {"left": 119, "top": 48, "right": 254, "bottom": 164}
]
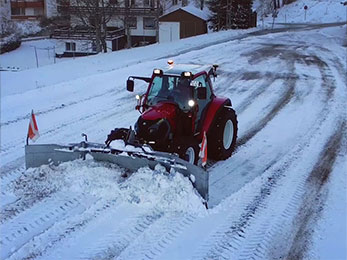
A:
[
  {"left": 59, "top": 0, "right": 163, "bottom": 51},
  {"left": 199, "top": 0, "right": 204, "bottom": 10},
  {"left": 66, "top": 0, "right": 120, "bottom": 53}
]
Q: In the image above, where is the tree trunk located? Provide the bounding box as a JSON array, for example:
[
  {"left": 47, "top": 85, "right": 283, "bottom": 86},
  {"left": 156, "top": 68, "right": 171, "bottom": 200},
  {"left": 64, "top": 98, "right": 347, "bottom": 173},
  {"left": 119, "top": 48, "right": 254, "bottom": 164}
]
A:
[
  {"left": 95, "top": 26, "right": 102, "bottom": 53},
  {"left": 155, "top": 0, "right": 160, "bottom": 43}
]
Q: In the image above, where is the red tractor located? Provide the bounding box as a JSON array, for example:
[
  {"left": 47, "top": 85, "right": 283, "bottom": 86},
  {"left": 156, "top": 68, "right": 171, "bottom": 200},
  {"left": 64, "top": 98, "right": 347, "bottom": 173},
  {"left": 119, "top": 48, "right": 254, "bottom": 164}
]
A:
[{"left": 105, "top": 62, "right": 238, "bottom": 165}]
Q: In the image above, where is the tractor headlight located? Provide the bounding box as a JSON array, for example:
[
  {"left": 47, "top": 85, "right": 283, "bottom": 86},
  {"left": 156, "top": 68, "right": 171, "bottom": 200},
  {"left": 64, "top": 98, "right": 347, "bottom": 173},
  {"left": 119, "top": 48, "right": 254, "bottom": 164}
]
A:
[
  {"left": 153, "top": 69, "right": 163, "bottom": 76},
  {"left": 188, "top": 100, "right": 195, "bottom": 107},
  {"left": 184, "top": 71, "right": 192, "bottom": 77},
  {"left": 135, "top": 94, "right": 140, "bottom": 100}
]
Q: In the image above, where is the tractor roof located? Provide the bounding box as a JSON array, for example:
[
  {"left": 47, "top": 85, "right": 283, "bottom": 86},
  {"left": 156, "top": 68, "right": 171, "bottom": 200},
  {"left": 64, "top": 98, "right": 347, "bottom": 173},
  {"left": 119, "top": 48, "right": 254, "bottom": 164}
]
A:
[{"left": 164, "top": 64, "right": 213, "bottom": 76}]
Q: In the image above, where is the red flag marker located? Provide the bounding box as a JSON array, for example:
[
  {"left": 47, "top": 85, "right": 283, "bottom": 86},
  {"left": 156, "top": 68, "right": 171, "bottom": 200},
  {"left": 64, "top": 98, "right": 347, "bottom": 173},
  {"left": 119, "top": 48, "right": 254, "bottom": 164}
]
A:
[
  {"left": 27, "top": 110, "right": 39, "bottom": 144},
  {"left": 199, "top": 131, "right": 208, "bottom": 167}
]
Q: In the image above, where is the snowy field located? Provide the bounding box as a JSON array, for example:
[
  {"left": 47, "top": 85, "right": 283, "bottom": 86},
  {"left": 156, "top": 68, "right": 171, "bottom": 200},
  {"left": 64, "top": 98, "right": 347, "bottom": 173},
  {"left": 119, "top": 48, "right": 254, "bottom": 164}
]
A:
[
  {"left": 1, "top": 1, "right": 346, "bottom": 259},
  {"left": 0, "top": 39, "right": 59, "bottom": 71}
]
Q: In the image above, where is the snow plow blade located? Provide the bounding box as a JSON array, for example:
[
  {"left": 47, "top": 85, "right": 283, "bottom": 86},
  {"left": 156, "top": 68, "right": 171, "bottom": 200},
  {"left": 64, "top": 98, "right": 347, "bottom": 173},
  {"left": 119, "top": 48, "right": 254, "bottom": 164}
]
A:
[{"left": 25, "top": 142, "right": 209, "bottom": 201}]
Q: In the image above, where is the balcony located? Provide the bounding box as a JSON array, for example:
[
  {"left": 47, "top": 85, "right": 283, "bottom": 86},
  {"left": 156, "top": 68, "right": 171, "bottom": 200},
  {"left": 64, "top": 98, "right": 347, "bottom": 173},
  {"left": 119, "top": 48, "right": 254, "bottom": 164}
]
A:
[
  {"left": 11, "top": 0, "right": 44, "bottom": 8},
  {"left": 57, "top": 5, "right": 162, "bottom": 17},
  {"left": 52, "top": 28, "right": 126, "bottom": 40}
]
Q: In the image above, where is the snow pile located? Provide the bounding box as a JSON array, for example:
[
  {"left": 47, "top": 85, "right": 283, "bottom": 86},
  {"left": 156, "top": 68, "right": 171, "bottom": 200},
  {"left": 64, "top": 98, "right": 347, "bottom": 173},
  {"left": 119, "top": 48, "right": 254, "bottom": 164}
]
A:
[
  {"left": 19, "top": 159, "right": 206, "bottom": 215},
  {"left": 14, "top": 159, "right": 123, "bottom": 199},
  {"left": 119, "top": 164, "right": 206, "bottom": 214}
]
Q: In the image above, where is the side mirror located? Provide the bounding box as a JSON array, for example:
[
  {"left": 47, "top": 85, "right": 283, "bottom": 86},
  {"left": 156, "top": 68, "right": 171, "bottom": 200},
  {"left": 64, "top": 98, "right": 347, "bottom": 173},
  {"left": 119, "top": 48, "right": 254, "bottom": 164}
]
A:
[
  {"left": 197, "top": 87, "right": 207, "bottom": 100},
  {"left": 127, "top": 79, "right": 134, "bottom": 92}
]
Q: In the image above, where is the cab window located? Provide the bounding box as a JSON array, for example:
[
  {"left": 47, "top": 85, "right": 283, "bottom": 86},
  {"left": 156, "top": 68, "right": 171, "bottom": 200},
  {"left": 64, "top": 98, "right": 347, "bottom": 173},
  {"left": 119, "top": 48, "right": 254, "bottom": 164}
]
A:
[{"left": 192, "top": 74, "right": 212, "bottom": 125}]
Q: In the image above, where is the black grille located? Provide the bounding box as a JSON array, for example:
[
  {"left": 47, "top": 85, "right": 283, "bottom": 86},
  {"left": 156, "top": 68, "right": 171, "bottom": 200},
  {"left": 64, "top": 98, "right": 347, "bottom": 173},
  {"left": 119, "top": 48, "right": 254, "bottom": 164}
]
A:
[{"left": 136, "top": 117, "right": 170, "bottom": 144}]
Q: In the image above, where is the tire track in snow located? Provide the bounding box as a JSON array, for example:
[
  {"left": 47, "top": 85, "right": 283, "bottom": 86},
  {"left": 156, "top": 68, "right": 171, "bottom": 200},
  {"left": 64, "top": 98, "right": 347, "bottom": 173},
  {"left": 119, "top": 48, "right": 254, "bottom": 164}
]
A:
[
  {"left": 195, "top": 119, "right": 343, "bottom": 260},
  {"left": 31, "top": 207, "right": 164, "bottom": 260},
  {"left": 286, "top": 123, "right": 345, "bottom": 260},
  {"left": 6, "top": 197, "right": 123, "bottom": 260},
  {"left": 115, "top": 214, "right": 196, "bottom": 260},
  {"left": 0, "top": 88, "right": 119, "bottom": 128},
  {"left": 194, "top": 45, "right": 343, "bottom": 259},
  {"left": 0, "top": 91, "right": 135, "bottom": 184},
  {"left": 0, "top": 90, "right": 132, "bottom": 157},
  {"left": 0, "top": 192, "right": 97, "bottom": 260},
  {"left": 236, "top": 44, "right": 300, "bottom": 146},
  {"left": 155, "top": 23, "right": 346, "bottom": 61},
  {"left": 236, "top": 42, "right": 337, "bottom": 146}
]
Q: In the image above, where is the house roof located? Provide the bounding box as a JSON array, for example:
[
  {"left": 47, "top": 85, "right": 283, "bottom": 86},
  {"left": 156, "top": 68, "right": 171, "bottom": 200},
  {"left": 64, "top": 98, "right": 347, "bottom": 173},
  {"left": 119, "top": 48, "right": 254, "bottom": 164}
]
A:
[{"left": 161, "top": 5, "right": 210, "bottom": 21}]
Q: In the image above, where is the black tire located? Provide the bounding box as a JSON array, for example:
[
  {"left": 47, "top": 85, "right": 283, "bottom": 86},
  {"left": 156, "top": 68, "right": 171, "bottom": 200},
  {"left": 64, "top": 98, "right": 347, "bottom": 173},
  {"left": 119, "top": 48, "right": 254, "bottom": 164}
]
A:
[
  {"left": 208, "top": 108, "right": 238, "bottom": 160},
  {"left": 174, "top": 137, "right": 200, "bottom": 165}
]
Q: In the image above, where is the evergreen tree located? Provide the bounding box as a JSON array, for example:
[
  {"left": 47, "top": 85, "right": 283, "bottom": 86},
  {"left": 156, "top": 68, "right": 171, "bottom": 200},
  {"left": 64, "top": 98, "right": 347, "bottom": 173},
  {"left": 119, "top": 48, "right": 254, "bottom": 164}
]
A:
[
  {"left": 208, "top": 0, "right": 253, "bottom": 31},
  {"left": 207, "top": 0, "right": 227, "bottom": 31},
  {"left": 231, "top": 0, "right": 253, "bottom": 29}
]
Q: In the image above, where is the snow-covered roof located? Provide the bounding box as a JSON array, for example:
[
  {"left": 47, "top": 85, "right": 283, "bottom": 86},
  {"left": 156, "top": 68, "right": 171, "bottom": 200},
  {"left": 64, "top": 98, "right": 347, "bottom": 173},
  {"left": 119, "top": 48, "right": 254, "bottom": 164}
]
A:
[{"left": 161, "top": 5, "right": 210, "bottom": 21}]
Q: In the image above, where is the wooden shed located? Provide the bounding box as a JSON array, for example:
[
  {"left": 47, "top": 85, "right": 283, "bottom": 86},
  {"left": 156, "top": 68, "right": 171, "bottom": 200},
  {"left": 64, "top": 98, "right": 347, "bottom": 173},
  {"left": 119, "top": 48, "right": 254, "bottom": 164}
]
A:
[{"left": 159, "top": 6, "right": 208, "bottom": 43}]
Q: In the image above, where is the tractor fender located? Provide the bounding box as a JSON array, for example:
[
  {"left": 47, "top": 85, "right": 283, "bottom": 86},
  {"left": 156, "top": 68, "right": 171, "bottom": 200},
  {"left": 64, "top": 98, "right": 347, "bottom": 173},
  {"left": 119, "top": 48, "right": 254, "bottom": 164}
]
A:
[{"left": 199, "top": 97, "right": 232, "bottom": 139}]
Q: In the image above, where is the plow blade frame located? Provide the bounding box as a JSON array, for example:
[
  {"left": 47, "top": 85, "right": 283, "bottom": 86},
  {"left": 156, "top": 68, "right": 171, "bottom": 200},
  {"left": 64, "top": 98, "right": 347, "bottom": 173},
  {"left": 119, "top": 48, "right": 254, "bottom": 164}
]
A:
[
  {"left": 25, "top": 144, "right": 84, "bottom": 168},
  {"left": 25, "top": 144, "right": 209, "bottom": 201}
]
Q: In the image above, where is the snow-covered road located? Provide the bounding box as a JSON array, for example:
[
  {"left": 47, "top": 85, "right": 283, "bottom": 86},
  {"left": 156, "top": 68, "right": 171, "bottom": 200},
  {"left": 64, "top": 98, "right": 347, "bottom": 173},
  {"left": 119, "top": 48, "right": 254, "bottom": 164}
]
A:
[{"left": 1, "top": 23, "right": 346, "bottom": 260}]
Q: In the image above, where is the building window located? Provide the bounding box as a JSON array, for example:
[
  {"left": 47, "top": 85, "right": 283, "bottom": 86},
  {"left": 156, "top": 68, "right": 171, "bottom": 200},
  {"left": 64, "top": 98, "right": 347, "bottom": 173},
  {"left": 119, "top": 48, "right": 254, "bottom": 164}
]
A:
[
  {"left": 144, "top": 0, "right": 154, "bottom": 7},
  {"left": 34, "top": 8, "right": 43, "bottom": 15},
  {"left": 127, "top": 17, "right": 137, "bottom": 29},
  {"left": 131, "top": 0, "right": 135, "bottom": 6},
  {"left": 109, "top": 0, "right": 118, "bottom": 4},
  {"left": 66, "top": 42, "right": 76, "bottom": 51},
  {"left": 11, "top": 7, "right": 25, "bottom": 16},
  {"left": 143, "top": 17, "right": 156, "bottom": 29}
]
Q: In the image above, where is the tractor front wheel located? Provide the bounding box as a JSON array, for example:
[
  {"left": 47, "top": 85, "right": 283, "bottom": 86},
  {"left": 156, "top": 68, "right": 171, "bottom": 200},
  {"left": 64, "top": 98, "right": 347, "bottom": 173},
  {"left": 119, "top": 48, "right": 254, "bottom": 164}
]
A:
[
  {"left": 208, "top": 108, "right": 238, "bottom": 160},
  {"left": 175, "top": 137, "right": 200, "bottom": 165}
]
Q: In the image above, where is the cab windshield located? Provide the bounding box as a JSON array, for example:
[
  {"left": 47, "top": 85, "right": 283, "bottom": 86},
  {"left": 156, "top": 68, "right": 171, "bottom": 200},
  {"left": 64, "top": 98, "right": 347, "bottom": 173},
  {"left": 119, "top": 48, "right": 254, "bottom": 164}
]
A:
[{"left": 147, "top": 75, "right": 193, "bottom": 111}]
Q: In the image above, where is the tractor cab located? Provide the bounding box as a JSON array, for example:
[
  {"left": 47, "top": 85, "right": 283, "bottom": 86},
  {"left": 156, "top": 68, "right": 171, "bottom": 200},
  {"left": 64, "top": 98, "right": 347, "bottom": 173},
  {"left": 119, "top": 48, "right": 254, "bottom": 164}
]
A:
[
  {"left": 119, "top": 61, "right": 237, "bottom": 164},
  {"left": 127, "top": 63, "right": 217, "bottom": 132}
]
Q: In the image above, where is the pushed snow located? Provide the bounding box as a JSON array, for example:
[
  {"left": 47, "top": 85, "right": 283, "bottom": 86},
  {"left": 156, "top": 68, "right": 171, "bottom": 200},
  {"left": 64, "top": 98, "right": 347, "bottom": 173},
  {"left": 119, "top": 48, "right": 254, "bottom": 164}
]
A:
[
  {"left": 20, "top": 159, "right": 206, "bottom": 215},
  {"left": 119, "top": 164, "right": 206, "bottom": 214}
]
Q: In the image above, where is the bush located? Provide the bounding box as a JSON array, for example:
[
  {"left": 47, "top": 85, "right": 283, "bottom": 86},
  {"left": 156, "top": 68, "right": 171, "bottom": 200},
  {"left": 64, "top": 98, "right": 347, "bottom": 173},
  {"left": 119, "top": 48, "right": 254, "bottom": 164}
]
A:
[{"left": 0, "top": 34, "right": 21, "bottom": 54}]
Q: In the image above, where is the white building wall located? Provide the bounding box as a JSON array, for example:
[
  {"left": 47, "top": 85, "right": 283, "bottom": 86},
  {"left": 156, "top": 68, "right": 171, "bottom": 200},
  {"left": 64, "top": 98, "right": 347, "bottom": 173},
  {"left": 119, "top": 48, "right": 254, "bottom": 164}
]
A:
[
  {"left": 107, "top": 18, "right": 124, "bottom": 29},
  {"left": 55, "top": 39, "right": 93, "bottom": 55},
  {"left": 130, "top": 16, "right": 156, "bottom": 37},
  {"left": 45, "top": 0, "right": 57, "bottom": 18},
  {"left": 106, "top": 40, "right": 112, "bottom": 51},
  {"left": 55, "top": 38, "right": 113, "bottom": 55}
]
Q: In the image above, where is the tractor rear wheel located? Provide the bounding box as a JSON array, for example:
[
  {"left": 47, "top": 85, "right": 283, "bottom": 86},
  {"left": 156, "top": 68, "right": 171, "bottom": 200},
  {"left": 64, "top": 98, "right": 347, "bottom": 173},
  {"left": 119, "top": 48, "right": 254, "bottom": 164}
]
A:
[
  {"left": 175, "top": 137, "right": 200, "bottom": 165},
  {"left": 208, "top": 108, "right": 238, "bottom": 160}
]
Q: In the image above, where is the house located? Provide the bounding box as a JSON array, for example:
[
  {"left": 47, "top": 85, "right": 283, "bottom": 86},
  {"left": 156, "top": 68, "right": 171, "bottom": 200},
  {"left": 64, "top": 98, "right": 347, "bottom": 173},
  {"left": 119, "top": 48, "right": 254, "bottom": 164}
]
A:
[
  {"left": 9, "top": 0, "right": 56, "bottom": 20},
  {"left": 52, "top": 0, "right": 162, "bottom": 57},
  {"left": 53, "top": 27, "right": 127, "bottom": 57},
  {"left": 159, "top": 5, "right": 208, "bottom": 43}
]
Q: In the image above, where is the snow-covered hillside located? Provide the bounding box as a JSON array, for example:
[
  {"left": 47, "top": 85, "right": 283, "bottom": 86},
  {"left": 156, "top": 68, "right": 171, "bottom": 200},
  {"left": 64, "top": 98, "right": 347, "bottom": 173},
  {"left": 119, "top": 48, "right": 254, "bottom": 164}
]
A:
[
  {"left": 255, "top": 0, "right": 347, "bottom": 23},
  {"left": 1, "top": 1, "right": 346, "bottom": 259}
]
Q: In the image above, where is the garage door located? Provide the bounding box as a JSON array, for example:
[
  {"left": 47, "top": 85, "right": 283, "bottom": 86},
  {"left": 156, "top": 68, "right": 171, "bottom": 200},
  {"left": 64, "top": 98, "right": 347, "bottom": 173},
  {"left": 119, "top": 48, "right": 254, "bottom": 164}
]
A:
[{"left": 159, "top": 22, "right": 180, "bottom": 43}]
